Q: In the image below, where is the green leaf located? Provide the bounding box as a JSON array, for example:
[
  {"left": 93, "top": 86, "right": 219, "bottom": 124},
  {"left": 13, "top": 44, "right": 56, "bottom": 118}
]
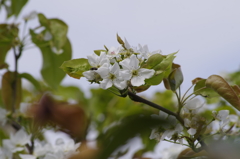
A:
[
  {"left": 60, "top": 58, "right": 90, "bottom": 79},
  {"left": 19, "top": 73, "right": 41, "bottom": 91},
  {"left": 30, "top": 30, "right": 72, "bottom": 89},
  {"left": 37, "top": 13, "right": 68, "bottom": 51},
  {"left": 1, "top": 71, "right": 22, "bottom": 110},
  {"left": 98, "top": 114, "right": 168, "bottom": 158},
  {"left": 206, "top": 75, "right": 240, "bottom": 110},
  {"left": 7, "top": 0, "right": 28, "bottom": 18},
  {"left": 142, "top": 54, "right": 164, "bottom": 70},
  {"left": 154, "top": 52, "right": 177, "bottom": 72},
  {"left": 94, "top": 50, "right": 106, "bottom": 56},
  {"left": 193, "top": 79, "right": 219, "bottom": 97},
  {"left": 145, "top": 72, "right": 164, "bottom": 85},
  {"left": 0, "top": 24, "right": 19, "bottom": 69},
  {"left": 168, "top": 64, "right": 183, "bottom": 91},
  {"left": 53, "top": 85, "right": 87, "bottom": 105}
]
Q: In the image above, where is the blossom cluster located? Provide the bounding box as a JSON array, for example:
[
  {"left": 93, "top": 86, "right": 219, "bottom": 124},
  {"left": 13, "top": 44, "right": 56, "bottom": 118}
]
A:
[
  {"left": 0, "top": 107, "right": 80, "bottom": 159},
  {"left": 150, "top": 98, "right": 240, "bottom": 144},
  {"left": 83, "top": 38, "right": 161, "bottom": 90},
  {"left": 0, "top": 128, "right": 80, "bottom": 159}
]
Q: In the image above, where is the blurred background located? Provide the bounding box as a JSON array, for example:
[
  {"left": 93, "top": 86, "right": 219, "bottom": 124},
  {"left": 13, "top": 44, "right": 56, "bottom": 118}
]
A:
[
  {"left": 2, "top": 0, "right": 240, "bottom": 97},
  {"left": 1, "top": 0, "right": 240, "bottom": 158}
]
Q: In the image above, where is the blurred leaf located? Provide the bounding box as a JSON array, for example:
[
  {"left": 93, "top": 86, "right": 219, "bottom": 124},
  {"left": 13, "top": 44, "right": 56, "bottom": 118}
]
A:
[
  {"left": 8, "top": 0, "right": 28, "bottom": 18},
  {"left": 19, "top": 73, "right": 41, "bottom": 91},
  {"left": 1, "top": 71, "right": 22, "bottom": 110},
  {"left": 232, "top": 85, "right": 240, "bottom": 97},
  {"left": 206, "top": 75, "right": 240, "bottom": 111},
  {"left": 168, "top": 64, "right": 183, "bottom": 91},
  {"left": 152, "top": 90, "right": 176, "bottom": 112},
  {"left": 215, "top": 105, "right": 237, "bottom": 115},
  {"left": 60, "top": 58, "right": 90, "bottom": 79},
  {"left": 193, "top": 79, "right": 219, "bottom": 98},
  {"left": 30, "top": 29, "right": 72, "bottom": 89},
  {"left": 177, "top": 148, "right": 208, "bottom": 159},
  {"left": 94, "top": 50, "right": 106, "bottom": 56},
  {"left": 98, "top": 114, "right": 168, "bottom": 158},
  {"left": 0, "top": 24, "right": 19, "bottom": 69},
  {"left": 53, "top": 85, "right": 87, "bottom": 105},
  {"left": 38, "top": 13, "right": 68, "bottom": 50}
]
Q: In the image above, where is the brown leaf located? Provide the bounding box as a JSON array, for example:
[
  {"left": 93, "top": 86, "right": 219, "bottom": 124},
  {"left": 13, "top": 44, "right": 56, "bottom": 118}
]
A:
[
  {"left": 206, "top": 75, "right": 240, "bottom": 110},
  {"left": 32, "top": 93, "right": 88, "bottom": 140}
]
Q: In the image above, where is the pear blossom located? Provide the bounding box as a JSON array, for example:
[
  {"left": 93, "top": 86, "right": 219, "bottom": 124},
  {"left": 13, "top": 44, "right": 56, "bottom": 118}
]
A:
[
  {"left": 83, "top": 52, "right": 110, "bottom": 81},
  {"left": 3, "top": 129, "right": 31, "bottom": 153},
  {"left": 138, "top": 44, "right": 162, "bottom": 59},
  {"left": 187, "top": 128, "right": 197, "bottom": 135},
  {"left": 97, "top": 62, "right": 127, "bottom": 90},
  {"left": 161, "top": 116, "right": 183, "bottom": 141},
  {"left": 87, "top": 52, "right": 109, "bottom": 68},
  {"left": 120, "top": 54, "right": 155, "bottom": 86}
]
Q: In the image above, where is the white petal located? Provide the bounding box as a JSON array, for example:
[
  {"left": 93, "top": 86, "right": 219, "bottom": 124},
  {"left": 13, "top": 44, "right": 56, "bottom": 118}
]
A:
[
  {"left": 131, "top": 76, "right": 145, "bottom": 86},
  {"left": 138, "top": 68, "right": 155, "bottom": 79},
  {"left": 158, "top": 111, "right": 168, "bottom": 119},
  {"left": 174, "top": 123, "right": 183, "bottom": 132},
  {"left": 87, "top": 54, "right": 98, "bottom": 67},
  {"left": 113, "top": 79, "right": 127, "bottom": 90},
  {"left": 97, "top": 66, "right": 109, "bottom": 79},
  {"left": 184, "top": 118, "right": 191, "bottom": 127},
  {"left": 187, "top": 128, "right": 196, "bottom": 135},
  {"left": 119, "top": 58, "right": 131, "bottom": 70},
  {"left": 229, "top": 114, "right": 238, "bottom": 123},
  {"left": 185, "top": 98, "right": 204, "bottom": 110},
  {"left": 120, "top": 70, "right": 132, "bottom": 80},
  {"left": 129, "top": 55, "right": 139, "bottom": 70},
  {"left": 110, "top": 62, "right": 120, "bottom": 75},
  {"left": 217, "top": 110, "right": 229, "bottom": 120},
  {"left": 124, "top": 38, "right": 131, "bottom": 49},
  {"left": 83, "top": 71, "right": 96, "bottom": 80},
  {"left": 100, "top": 79, "right": 113, "bottom": 89},
  {"left": 19, "top": 154, "right": 36, "bottom": 159}
]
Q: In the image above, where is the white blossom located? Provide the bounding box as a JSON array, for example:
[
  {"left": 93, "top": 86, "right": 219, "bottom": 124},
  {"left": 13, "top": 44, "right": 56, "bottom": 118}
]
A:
[
  {"left": 97, "top": 62, "right": 127, "bottom": 90},
  {"left": 87, "top": 52, "right": 109, "bottom": 68},
  {"left": 138, "top": 44, "right": 162, "bottom": 59},
  {"left": 120, "top": 54, "right": 155, "bottom": 86},
  {"left": 3, "top": 129, "right": 31, "bottom": 153}
]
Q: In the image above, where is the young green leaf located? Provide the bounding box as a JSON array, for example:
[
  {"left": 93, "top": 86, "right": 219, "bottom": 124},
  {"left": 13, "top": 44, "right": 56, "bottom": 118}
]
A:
[
  {"left": 30, "top": 30, "right": 72, "bottom": 89},
  {"left": 206, "top": 75, "right": 240, "bottom": 110},
  {"left": 0, "top": 24, "right": 19, "bottom": 69},
  {"left": 8, "top": 0, "right": 28, "bottom": 18},
  {"left": 94, "top": 50, "right": 106, "bottom": 56},
  {"left": 19, "top": 73, "right": 41, "bottom": 91},
  {"left": 193, "top": 79, "right": 219, "bottom": 97},
  {"left": 60, "top": 58, "right": 91, "bottom": 79}
]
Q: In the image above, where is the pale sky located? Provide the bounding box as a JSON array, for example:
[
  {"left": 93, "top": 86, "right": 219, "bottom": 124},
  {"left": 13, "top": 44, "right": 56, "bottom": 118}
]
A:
[{"left": 3, "top": 0, "right": 240, "bottom": 95}]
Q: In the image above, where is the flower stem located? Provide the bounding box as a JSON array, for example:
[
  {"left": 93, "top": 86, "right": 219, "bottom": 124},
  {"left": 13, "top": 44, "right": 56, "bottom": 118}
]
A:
[{"left": 127, "top": 91, "right": 184, "bottom": 126}]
